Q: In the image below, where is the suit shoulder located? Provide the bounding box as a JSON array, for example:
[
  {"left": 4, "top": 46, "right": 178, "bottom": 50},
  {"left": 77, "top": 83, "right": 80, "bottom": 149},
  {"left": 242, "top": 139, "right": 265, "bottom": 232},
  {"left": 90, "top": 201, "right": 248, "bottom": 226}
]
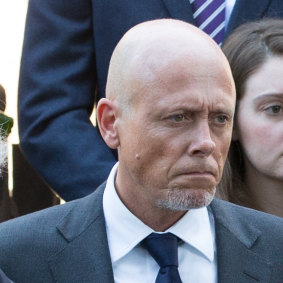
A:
[
  {"left": 0, "top": 187, "right": 105, "bottom": 282},
  {"left": 0, "top": 191, "right": 96, "bottom": 247},
  {"left": 211, "top": 199, "right": 283, "bottom": 267},
  {"left": 211, "top": 198, "right": 283, "bottom": 233},
  {"left": 0, "top": 196, "right": 78, "bottom": 231}
]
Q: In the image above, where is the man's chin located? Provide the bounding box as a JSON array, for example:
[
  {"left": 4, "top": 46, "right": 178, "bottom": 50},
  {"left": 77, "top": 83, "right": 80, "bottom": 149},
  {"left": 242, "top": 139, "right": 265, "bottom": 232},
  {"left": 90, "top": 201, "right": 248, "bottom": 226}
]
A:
[{"left": 156, "top": 187, "right": 216, "bottom": 211}]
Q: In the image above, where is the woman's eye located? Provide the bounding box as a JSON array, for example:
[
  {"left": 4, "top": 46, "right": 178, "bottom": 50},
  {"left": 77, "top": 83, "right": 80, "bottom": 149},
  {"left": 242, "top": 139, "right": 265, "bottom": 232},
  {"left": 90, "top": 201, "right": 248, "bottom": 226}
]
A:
[
  {"left": 264, "top": 105, "right": 282, "bottom": 114},
  {"left": 170, "top": 114, "right": 185, "bottom": 122}
]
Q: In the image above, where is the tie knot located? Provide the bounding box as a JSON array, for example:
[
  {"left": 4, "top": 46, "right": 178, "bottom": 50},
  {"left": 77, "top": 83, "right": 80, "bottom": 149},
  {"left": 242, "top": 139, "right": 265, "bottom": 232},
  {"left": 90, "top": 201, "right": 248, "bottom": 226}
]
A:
[{"left": 141, "top": 233, "right": 179, "bottom": 268}]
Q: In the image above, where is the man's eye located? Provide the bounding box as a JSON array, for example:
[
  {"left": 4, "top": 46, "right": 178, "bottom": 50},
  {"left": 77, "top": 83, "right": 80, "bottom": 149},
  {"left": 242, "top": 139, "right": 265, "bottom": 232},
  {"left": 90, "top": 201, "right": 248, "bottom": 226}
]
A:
[
  {"left": 215, "top": 115, "right": 228, "bottom": 124},
  {"left": 170, "top": 114, "right": 185, "bottom": 122},
  {"left": 264, "top": 105, "right": 282, "bottom": 114}
]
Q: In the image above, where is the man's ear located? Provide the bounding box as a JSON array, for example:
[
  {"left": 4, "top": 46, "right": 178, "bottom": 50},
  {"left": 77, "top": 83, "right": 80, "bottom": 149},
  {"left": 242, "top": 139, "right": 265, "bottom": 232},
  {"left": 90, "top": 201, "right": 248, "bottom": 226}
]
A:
[{"left": 97, "top": 98, "right": 120, "bottom": 149}]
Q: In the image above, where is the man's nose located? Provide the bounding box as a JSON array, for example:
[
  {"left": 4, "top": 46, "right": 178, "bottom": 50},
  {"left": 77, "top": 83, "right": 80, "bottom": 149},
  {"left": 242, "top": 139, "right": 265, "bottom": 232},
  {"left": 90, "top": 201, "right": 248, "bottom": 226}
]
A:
[{"left": 188, "top": 122, "right": 216, "bottom": 157}]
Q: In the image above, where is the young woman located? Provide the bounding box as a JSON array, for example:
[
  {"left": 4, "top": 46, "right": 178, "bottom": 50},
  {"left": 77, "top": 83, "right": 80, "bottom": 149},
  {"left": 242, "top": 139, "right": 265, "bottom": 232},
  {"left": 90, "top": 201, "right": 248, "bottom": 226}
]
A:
[{"left": 218, "top": 19, "right": 283, "bottom": 217}]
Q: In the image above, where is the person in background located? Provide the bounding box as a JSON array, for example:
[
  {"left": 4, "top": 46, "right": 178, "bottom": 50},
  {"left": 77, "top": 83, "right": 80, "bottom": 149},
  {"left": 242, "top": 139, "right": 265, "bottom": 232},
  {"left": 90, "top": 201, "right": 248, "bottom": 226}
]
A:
[
  {"left": 0, "top": 19, "right": 283, "bottom": 283},
  {"left": 0, "top": 85, "right": 13, "bottom": 138},
  {"left": 0, "top": 84, "right": 16, "bottom": 222},
  {"left": 18, "top": 0, "right": 283, "bottom": 201},
  {"left": 0, "top": 86, "right": 14, "bottom": 282},
  {"left": 218, "top": 19, "right": 283, "bottom": 218}
]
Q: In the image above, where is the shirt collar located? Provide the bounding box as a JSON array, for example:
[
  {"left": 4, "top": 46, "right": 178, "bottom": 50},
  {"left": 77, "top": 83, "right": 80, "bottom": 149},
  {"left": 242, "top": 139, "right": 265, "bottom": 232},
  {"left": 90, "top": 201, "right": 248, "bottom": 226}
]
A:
[{"left": 103, "top": 162, "right": 215, "bottom": 263}]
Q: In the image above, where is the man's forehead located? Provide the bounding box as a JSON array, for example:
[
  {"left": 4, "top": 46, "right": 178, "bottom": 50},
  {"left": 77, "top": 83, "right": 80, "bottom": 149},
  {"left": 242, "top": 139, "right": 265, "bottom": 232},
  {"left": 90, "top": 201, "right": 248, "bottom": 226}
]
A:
[
  {"left": 153, "top": 85, "right": 235, "bottom": 104},
  {"left": 107, "top": 19, "right": 235, "bottom": 108},
  {"left": 114, "top": 19, "right": 223, "bottom": 79},
  {"left": 129, "top": 57, "right": 234, "bottom": 94},
  {"left": 130, "top": 77, "right": 235, "bottom": 117}
]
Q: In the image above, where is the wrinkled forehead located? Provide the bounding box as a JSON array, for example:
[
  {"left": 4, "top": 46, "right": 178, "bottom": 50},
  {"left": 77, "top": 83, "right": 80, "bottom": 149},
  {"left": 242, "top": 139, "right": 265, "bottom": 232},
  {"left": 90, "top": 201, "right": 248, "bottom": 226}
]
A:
[
  {"left": 109, "top": 20, "right": 235, "bottom": 111},
  {"left": 126, "top": 45, "right": 235, "bottom": 107}
]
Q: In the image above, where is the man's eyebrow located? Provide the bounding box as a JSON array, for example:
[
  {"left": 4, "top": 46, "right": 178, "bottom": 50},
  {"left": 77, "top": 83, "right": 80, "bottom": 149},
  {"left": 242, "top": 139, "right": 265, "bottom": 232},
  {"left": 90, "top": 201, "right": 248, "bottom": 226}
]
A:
[
  {"left": 253, "top": 93, "right": 283, "bottom": 103},
  {"left": 161, "top": 106, "right": 234, "bottom": 115}
]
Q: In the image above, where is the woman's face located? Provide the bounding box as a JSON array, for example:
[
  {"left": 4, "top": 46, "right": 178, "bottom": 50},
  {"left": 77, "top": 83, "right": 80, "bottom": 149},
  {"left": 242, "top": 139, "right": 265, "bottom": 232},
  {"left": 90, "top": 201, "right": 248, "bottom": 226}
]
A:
[{"left": 234, "top": 55, "right": 283, "bottom": 181}]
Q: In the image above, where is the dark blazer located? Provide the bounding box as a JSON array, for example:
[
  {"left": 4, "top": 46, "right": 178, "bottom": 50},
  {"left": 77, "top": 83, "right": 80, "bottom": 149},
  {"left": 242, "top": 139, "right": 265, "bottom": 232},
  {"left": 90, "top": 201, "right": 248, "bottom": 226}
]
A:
[
  {"left": 18, "top": 0, "right": 283, "bottom": 200},
  {"left": 0, "top": 269, "right": 13, "bottom": 283},
  {"left": 0, "top": 183, "right": 283, "bottom": 283}
]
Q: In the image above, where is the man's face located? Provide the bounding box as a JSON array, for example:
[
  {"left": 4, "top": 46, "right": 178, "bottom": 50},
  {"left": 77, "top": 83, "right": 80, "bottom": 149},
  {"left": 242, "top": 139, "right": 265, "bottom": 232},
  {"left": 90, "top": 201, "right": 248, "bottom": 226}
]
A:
[{"left": 116, "top": 53, "right": 235, "bottom": 212}]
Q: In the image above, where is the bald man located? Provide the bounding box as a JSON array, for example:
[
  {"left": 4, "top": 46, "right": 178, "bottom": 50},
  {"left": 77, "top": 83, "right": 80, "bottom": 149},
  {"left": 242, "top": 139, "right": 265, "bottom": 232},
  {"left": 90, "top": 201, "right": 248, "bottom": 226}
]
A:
[
  {"left": 19, "top": 0, "right": 283, "bottom": 201},
  {"left": 1, "top": 20, "right": 283, "bottom": 282}
]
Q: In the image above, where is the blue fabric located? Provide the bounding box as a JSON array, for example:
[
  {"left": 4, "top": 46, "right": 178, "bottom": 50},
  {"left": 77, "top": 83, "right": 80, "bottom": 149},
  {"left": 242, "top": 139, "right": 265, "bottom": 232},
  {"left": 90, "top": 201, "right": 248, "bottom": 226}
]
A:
[
  {"left": 142, "top": 233, "right": 182, "bottom": 283},
  {"left": 0, "top": 268, "right": 13, "bottom": 283}
]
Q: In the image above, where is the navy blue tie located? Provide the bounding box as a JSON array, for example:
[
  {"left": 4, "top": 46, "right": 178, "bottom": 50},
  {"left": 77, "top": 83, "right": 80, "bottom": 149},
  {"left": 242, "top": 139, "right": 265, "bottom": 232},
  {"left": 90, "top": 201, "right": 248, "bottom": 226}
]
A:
[{"left": 141, "top": 233, "right": 182, "bottom": 283}]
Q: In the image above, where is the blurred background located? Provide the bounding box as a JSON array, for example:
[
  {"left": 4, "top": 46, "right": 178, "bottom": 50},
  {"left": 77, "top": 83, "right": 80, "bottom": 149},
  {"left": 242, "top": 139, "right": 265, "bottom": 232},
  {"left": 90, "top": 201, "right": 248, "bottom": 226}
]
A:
[
  {"left": 0, "top": 2, "right": 63, "bottom": 215},
  {"left": 0, "top": 1, "right": 28, "bottom": 192},
  {"left": 0, "top": 0, "right": 28, "bottom": 144}
]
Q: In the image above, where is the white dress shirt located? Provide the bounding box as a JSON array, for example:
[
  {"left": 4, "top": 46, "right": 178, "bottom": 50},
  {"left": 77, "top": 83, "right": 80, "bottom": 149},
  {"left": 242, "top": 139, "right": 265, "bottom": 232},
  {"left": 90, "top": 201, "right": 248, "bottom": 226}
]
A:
[{"left": 103, "top": 163, "right": 217, "bottom": 283}]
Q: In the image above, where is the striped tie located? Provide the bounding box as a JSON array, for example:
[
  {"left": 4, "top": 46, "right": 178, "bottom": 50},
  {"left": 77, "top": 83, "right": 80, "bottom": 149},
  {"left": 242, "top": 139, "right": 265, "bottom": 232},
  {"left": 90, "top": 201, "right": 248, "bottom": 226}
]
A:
[{"left": 190, "top": 0, "right": 226, "bottom": 45}]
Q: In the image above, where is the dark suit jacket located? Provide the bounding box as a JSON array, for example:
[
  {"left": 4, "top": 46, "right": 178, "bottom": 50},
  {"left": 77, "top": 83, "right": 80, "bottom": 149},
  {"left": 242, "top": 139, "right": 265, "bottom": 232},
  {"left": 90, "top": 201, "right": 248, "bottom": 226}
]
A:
[
  {"left": 0, "top": 268, "right": 13, "bottom": 283},
  {"left": 0, "top": 183, "right": 283, "bottom": 282},
  {"left": 18, "top": 0, "right": 283, "bottom": 200}
]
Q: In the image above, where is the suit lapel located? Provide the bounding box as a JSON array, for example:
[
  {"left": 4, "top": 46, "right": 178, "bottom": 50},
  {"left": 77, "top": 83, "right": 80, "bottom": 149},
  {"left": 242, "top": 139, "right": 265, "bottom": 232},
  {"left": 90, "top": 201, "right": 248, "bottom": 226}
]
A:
[
  {"left": 48, "top": 184, "right": 114, "bottom": 283},
  {"left": 226, "top": 0, "right": 271, "bottom": 37},
  {"left": 210, "top": 199, "right": 272, "bottom": 283},
  {"left": 161, "top": 0, "right": 194, "bottom": 23}
]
